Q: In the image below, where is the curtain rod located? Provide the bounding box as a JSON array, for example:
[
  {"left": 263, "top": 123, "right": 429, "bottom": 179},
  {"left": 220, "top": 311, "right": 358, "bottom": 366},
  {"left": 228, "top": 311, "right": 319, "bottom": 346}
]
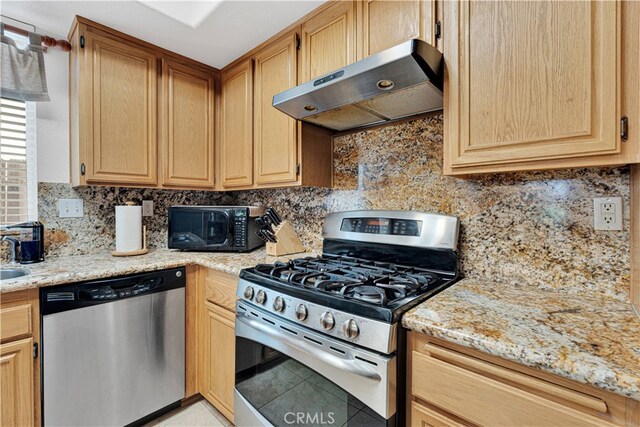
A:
[{"left": 2, "top": 22, "right": 71, "bottom": 52}]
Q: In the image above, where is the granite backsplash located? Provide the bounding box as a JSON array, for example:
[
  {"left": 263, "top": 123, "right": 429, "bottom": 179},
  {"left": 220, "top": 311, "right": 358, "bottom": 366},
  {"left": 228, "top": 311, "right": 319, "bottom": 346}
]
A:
[
  {"left": 34, "top": 115, "right": 631, "bottom": 301},
  {"left": 36, "top": 184, "right": 233, "bottom": 257}
]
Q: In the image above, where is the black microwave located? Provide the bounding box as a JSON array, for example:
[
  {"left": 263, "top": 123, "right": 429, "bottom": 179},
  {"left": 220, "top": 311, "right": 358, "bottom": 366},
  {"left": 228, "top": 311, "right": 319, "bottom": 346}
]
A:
[{"left": 168, "top": 206, "right": 265, "bottom": 252}]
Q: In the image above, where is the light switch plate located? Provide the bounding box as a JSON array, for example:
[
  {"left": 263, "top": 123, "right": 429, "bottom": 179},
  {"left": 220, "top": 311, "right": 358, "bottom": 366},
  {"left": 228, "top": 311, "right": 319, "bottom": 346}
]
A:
[
  {"left": 593, "top": 197, "right": 623, "bottom": 231},
  {"left": 142, "top": 200, "right": 154, "bottom": 217},
  {"left": 58, "top": 199, "right": 84, "bottom": 218}
]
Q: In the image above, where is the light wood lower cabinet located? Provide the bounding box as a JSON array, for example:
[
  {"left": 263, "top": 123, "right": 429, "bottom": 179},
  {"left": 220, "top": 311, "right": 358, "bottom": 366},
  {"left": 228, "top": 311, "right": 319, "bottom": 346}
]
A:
[
  {"left": 1, "top": 338, "right": 34, "bottom": 427},
  {"left": 410, "top": 401, "right": 466, "bottom": 427},
  {"left": 408, "top": 333, "right": 639, "bottom": 426},
  {"left": 202, "top": 302, "right": 235, "bottom": 422},
  {"left": 0, "top": 290, "right": 40, "bottom": 427},
  {"left": 195, "top": 267, "right": 237, "bottom": 423}
]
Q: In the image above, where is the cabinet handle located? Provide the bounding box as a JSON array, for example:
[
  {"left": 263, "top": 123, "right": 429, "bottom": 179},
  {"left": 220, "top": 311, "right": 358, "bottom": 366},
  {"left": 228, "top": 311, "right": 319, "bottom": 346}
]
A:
[
  {"left": 621, "top": 116, "right": 628, "bottom": 141},
  {"left": 423, "top": 343, "right": 608, "bottom": 414}
]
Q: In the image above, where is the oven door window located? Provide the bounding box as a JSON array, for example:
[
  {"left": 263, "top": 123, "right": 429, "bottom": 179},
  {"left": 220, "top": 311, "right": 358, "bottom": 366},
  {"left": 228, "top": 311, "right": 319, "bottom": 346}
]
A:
[{"left": 235, "top": 337, "right": 390, "bottom": 427}]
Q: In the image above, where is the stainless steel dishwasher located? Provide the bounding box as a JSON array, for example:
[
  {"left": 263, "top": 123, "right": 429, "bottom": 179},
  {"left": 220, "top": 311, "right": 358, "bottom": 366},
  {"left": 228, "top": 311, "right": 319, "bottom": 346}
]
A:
[{"left": 41, "top": 267, "right": 186, "bottom": 426}]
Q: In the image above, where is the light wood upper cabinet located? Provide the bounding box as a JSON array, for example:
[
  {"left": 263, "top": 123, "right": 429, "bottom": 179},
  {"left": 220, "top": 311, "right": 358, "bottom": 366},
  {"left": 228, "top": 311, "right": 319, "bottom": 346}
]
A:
[
  {"left": 357, "top": 0, "right": 436, "bottom": 59},
  {"left": 0, "top": 338, "right": 34, "bottom": 427},
  {"left": 69, "top": 17, "right": 219, "bottom": 190},
  {"left": 81, "top": 30, "right": 158, "bottom": 186},
  {"left": 301, "top": 1, "right": 356, "bottom": 82},
  {"left": 160, "top": 59, "right": 215, "bottom": 189},
  {"left": 220, "top": 59, "right": 254, "bottom": 189},
  {"left": 443, "top": 1, "right": 629, "bottom": 175},
  {"left": 254, "top": 33, "right": 299, "bottom": 186}
]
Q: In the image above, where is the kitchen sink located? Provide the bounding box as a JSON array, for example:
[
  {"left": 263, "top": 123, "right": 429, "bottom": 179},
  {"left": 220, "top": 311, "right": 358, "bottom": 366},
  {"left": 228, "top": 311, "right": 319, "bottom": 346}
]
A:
[{"left": 0, "top": 268, "right": 29, "bottom": 280}]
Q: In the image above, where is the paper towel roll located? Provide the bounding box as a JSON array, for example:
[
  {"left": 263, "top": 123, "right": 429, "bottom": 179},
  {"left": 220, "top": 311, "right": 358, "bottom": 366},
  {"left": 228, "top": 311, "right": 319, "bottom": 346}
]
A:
[{"left": 115, "top": 205, "right": 142, "bottom": 252}]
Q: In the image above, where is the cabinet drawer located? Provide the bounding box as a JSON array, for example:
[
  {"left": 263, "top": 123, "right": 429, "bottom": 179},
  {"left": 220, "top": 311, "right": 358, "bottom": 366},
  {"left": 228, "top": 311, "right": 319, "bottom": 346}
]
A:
[
  {"left": 204, "top": 270, "right": 238, "bottom": 311},
  {"left": 412, "top": 346, "right": 613, "bottom": 426},
  {"left": 411, "top": 401, "right": 466, "bottom": 427},
  {"left": 0, "top": 303, "right": 32, "bottom": 342}
]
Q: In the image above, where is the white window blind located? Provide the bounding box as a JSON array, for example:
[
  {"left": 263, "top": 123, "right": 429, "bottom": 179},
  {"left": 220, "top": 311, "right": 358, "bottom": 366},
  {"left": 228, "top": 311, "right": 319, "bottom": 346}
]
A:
[{"left": 0, "top": 97, "right": 29, "bottom": 225}]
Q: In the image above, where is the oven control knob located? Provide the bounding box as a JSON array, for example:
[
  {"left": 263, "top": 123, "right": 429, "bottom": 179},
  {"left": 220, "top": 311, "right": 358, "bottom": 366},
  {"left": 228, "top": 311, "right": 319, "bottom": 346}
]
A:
[
  {"left": 256, "top": 290, "right": 267, "bottom": 305},
  {"left": 295, "top": 304, "right": 308, "bottom": 321},
  {"left": 320, "top": 312, "right": 335, "bottom": 330},
  {"left": 343, "top": 319, "right": 359, "bottom": 339},
  {"left": 243, "top": 286, "right": 254, "bottom": 300},
  {"left": 273, "top": 296, "right": 285, "bottom": 312}
]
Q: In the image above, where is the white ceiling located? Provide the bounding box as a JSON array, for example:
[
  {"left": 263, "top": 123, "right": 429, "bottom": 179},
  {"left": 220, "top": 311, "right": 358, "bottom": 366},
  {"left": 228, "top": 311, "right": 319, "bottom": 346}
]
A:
[{"left": 0, "top": 0, "right": 326, "bottom": 69}]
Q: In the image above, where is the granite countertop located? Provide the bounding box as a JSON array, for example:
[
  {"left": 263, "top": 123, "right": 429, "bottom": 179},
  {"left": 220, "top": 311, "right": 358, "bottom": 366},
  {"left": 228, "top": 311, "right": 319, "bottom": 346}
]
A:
[
  {"left": 402, "top": 278, "right": 640, "bottom": 401},
  {"left": 0, "top": 248, "right": 314, "bottom": 293}
]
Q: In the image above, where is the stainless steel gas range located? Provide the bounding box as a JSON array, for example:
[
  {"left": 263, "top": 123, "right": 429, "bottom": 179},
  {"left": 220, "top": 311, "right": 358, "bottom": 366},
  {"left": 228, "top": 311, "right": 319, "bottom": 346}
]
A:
[{"left": 234, "top": 210, "right": 460, "bottom": 426}]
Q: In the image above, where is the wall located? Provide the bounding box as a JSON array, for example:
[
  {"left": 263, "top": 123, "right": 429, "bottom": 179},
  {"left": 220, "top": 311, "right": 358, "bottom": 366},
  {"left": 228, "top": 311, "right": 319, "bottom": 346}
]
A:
[
  {"left": 35, "top": 116, "right": 631, "bottom": 302},
  {"left": 34, "top": 26, "right": 70, "bottom": 183},
  {"left": 232, "top": 115, "right": 632, "bottom": 302},
  {"left": 38, "top": 183, "right": 232, "bottom": 257}
]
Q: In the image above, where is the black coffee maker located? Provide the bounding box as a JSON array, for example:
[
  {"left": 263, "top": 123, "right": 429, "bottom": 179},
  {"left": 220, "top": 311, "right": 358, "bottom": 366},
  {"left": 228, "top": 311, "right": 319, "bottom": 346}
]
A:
[{"left": 5, "top": 221, "right": 45, "bottom": 264}]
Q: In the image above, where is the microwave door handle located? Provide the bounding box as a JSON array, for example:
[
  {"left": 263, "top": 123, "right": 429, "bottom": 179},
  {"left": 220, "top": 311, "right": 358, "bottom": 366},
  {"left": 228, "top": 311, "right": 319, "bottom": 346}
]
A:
[{"left": 236, "top": 315, "right": 381, "bottom": 382}]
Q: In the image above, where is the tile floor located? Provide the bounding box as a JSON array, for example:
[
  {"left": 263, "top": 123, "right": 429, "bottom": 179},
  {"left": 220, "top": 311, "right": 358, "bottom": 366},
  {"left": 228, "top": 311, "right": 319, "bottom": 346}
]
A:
[{"left": 145, "top": 399, "right": 233, "bottom": 427}]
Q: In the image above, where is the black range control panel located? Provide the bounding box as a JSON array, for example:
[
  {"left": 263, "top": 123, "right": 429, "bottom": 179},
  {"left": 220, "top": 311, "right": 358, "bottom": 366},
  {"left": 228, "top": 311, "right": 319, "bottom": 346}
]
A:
[{"left": 340, "top": 218, "right": 422, "bottom": 236}]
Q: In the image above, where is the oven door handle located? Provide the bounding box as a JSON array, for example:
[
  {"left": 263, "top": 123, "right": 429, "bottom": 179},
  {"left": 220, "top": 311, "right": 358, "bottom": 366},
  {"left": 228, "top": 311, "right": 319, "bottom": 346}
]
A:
[{"left": 237, "top": 315, "right": 382, "bottom": 382}]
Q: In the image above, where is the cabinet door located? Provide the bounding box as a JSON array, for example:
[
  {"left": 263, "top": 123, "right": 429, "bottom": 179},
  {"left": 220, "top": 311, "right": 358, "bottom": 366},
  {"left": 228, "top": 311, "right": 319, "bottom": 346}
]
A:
[
  {"left": 84, "top": 31, "right": 158, "bottom": 185},
  {"left": 254, "top": 33, "right": 299, "bottom": 186},
  {"left": 160, "top": 59, "right": 215, "bottom": 188},
  {"left": 444, "top": 1, "right": 619, "bottom": 174},
  {"left": 203, "top": 302, "right": 235, "bottom": 423},
  {"left": 301, "top": 1, "right": 356, "bottom": 82},
  {"left": 220, "top": 60, "right": 254, "bottom": 188},
  {"left": 0, "top": 338, "right": 34, "bottom": 427},
  {"left": 358, "top": 0, "right": 436, "bottom": 59}
]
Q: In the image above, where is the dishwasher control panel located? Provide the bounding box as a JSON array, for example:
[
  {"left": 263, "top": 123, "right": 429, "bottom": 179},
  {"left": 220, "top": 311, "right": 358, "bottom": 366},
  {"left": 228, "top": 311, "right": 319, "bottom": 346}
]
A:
[
  {"left": 41, "top": 267, "right": 186, "bottom": 315},
  {"left": 77, "top": 277, "right": 164, "bottom": 301}
]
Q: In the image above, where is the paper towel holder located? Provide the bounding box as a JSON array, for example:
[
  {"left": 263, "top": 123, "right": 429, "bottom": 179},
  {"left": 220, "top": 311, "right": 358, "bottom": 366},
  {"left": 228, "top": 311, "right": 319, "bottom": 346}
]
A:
[{"left": 111, "top": 225, "right": 149, "bottom": 257}]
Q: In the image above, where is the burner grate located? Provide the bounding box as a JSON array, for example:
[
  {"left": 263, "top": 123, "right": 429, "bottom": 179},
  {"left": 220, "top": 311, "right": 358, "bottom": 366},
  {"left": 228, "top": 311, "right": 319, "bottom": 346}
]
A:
[{"left": 251, "top": 255, "right": 442, "bottom": 307}]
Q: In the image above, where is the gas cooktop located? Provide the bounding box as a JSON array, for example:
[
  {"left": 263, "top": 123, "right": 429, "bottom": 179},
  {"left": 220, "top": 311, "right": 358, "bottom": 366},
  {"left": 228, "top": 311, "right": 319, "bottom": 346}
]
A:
[{"left": 239, "top": 210, "right": 460, "bottom": 325}]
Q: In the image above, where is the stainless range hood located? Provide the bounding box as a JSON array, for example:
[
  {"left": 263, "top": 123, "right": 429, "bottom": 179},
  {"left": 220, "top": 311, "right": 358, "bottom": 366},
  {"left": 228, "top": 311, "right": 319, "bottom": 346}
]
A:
[{"left": 272, "top": 39, "right": 443, "bottom": 132}]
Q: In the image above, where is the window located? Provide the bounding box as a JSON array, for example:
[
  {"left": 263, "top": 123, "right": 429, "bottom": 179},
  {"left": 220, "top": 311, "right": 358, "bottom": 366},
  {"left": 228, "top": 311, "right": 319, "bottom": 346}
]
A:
[{"left": 0, "top": 97, "right": 37, "bottom": 225}]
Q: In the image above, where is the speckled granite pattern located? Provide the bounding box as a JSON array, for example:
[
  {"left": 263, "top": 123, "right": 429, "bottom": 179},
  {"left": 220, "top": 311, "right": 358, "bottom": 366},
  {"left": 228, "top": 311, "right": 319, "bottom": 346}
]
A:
[
  {"left": 0, "top": 248, "right": 314, "bottom": 294},
  {"left": 232, "top": 115, "right": 632, "bottom": 302},
  {"left": 36, "top": 184, "right": 233, "bottom": 257},
  {"left": 30, "top": 115, "right": 631, "bottom": 301},
  {"left": 402, "top": 279, "right": 640, "bottom": 400}
]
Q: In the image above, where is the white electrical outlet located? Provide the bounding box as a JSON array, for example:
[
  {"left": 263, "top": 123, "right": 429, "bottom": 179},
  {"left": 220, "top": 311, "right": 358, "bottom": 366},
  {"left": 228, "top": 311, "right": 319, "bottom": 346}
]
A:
[
  {"left": 142, "top": 200, "right": 154, "bottom": 217},
  {"left": 593, "top": 197, "right": 623, "bottom": 231},
  {"left": 58, "top": 199, "right": 84, "bottom": 218}
]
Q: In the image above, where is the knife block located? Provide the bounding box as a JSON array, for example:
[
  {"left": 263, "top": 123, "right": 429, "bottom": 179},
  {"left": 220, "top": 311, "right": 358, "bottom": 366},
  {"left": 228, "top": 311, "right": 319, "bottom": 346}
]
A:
[{"left": 266, "top": 221, "right": 305, "bottom": 256}]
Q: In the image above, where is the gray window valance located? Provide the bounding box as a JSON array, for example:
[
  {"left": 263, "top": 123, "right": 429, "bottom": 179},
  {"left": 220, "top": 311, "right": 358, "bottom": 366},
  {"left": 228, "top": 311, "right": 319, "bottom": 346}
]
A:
[{"left": 0, "top": 23, "right": 50, "bottom": 102}]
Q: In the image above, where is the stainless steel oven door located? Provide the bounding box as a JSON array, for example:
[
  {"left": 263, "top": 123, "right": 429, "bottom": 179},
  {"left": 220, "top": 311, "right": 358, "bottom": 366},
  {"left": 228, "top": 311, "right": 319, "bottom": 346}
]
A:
[{"left": 234, "top": 301, "right": 396, "bottom": 427}]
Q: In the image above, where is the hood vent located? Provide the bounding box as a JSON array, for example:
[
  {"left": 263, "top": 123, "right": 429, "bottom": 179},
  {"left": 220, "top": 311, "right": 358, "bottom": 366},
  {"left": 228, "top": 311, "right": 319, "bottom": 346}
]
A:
[{"left": 272, "top": 39, "right": 443, "bottom": 132}]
